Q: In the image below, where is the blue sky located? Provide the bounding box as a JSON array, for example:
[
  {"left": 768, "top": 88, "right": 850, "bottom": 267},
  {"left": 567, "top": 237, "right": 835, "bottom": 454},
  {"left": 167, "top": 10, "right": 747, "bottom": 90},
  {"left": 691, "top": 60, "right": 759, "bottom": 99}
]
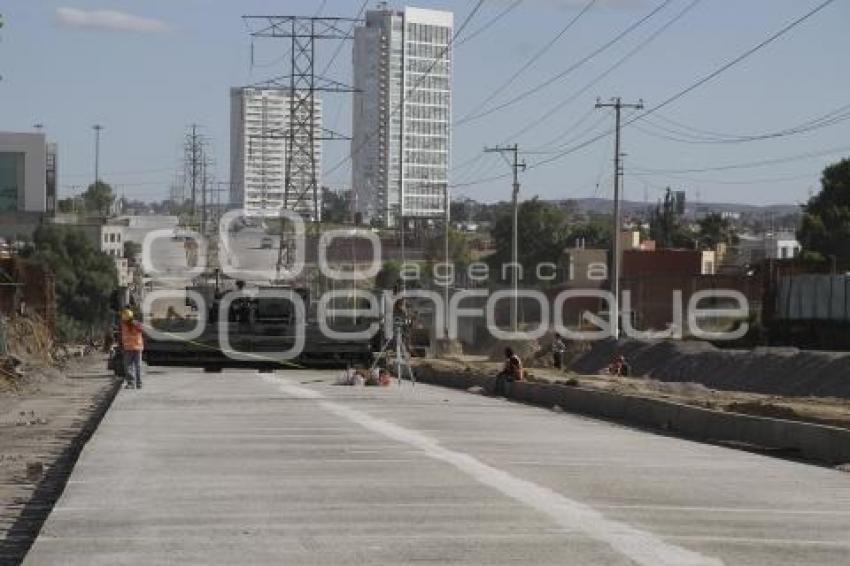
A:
[{"left": 0, "top": 0, "right": 847, "bottom": 207}]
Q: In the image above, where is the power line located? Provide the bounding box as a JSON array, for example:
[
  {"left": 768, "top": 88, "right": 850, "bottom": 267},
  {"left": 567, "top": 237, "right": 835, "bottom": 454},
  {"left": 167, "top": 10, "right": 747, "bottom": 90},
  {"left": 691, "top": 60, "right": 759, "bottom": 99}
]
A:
[
  {"left": 521, "top": 0, "right": 839, "bottom": 174},
  {"left": 506, "top": 0, "right": 702, "bottom": 144},
  {"left": 632, "top": 170, "right": 818, "bottom": 186},
  {"left": 631, "top": 143, "right": 850, "bottom": 174},
  {"left": 319, "top": 0, "right": 369, "bottom": 78},
  {"left": 626, "top": 0, "right": 838, "bottom": 127},
  {"left": 455, "top": 0, "right": 673, "bottom": 127},
  {"left": 456, "top": 0, "right": 524, "bottom": 47},
  {"left": 451, "top": 0, "right": 695, "bottom": 174},
  {"left": 455, "top": 0, "right": 598, "bottom": 125},
  {"left": 633, "top": 102, "right": 850, "bottom": 144}
]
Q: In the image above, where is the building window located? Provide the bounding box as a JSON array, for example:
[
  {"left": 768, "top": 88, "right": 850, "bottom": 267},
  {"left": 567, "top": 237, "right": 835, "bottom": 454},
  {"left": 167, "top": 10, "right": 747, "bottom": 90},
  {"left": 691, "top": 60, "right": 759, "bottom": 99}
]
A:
[{"left": 0, "top": 152, "right": 23, "bottom": 212}]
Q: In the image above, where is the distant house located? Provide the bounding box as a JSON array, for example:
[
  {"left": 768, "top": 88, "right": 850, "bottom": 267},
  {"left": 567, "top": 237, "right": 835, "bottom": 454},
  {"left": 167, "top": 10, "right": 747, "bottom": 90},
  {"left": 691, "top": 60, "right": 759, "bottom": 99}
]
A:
[{"left": 736, "top": 232, "right": 801, "bottom": 264}]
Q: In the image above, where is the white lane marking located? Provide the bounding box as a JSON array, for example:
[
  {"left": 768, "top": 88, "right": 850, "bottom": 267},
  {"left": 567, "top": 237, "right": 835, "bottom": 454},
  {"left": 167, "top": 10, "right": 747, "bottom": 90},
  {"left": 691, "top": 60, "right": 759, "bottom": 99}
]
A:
[{"left": 264, "top": 376, "right": 723, "bottom": 566}]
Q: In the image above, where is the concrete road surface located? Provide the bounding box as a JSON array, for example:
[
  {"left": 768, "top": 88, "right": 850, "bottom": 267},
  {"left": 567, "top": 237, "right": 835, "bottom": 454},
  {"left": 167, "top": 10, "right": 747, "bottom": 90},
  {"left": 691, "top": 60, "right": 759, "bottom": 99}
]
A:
[{"left": 24, "top": 368, "right": 850, "bottom": 565}]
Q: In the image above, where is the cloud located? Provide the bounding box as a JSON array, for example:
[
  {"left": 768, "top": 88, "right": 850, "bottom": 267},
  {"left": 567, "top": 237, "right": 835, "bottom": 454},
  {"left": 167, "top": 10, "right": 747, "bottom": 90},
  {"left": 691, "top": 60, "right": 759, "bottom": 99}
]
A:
[{"left": 55, "top": 7, "right": 172, "bottom": 33}]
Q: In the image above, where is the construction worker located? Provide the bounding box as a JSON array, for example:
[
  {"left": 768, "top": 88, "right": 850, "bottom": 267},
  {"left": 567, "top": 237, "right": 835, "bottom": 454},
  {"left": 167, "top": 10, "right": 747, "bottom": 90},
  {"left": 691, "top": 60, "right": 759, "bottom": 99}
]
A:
[
  {"left": 493, "top": 347, "right": 524, "bottom": 396},
  {"left": 120, "top": 308, "right": 144, "bottom": 389}
]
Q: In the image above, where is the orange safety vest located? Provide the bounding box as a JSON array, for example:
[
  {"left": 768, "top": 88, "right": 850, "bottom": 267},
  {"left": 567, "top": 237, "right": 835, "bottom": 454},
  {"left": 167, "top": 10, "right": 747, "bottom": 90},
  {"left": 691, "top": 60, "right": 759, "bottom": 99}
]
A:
[{"left": 120, "top": 320, "right": 144, "bottom": 351}]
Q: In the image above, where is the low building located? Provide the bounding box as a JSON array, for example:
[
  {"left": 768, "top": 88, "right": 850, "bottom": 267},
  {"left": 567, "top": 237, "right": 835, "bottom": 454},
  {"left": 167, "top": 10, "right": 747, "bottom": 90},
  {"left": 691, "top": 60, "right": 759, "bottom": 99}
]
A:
[
  {"left": 623, "top": 249, "right": 716, "bottom": 278},
  {"left": 52, "top": 216, "right": 126, "bottom": 258},
  {"left": 736, "top": 232, "right": 801, "bottom": 264},
  {"left": 560, "top": 247, "right": 608, "bottom": 287}
]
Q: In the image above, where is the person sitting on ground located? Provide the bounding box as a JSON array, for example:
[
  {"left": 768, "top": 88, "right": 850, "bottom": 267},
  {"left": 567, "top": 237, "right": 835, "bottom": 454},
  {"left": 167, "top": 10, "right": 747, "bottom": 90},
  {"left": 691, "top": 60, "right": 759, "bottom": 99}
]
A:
[
  {"left": 494, "top": 347, "right": 524, "bottom": 396},
  {"left": 617, "top": 355, "right": 631, "bottom": 377},
  {"left": 607, "top": 355, "right": 631, "bottom": 377}
]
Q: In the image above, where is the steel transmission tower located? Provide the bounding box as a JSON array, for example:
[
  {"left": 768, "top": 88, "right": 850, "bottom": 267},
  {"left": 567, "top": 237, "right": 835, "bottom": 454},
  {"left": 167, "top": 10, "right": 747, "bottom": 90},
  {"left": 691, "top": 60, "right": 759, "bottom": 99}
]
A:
[{"left": 242, "top": 16, "right": 357, "bottom": 222}]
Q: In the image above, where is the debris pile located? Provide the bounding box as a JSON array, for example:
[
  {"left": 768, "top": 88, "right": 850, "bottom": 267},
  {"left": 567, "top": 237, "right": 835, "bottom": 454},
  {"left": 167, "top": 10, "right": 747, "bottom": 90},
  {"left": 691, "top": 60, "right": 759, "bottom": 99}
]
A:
[
  {"left": 336, "top": 367, "right": 394, "bottom": 387},
  {"left": 0, "top": 314, "right": 57, "bottom": 390},
  {"left": 572, "top": 338, "right": 850, "bottom": 399}
]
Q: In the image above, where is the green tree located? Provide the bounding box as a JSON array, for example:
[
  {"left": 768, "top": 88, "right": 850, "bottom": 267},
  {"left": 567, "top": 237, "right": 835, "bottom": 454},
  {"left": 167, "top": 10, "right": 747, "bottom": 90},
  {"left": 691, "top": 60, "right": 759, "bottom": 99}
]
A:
[
  {"left": 123, "top": 240, "right": 142, "bottom": 260},
  {"left": 798, "top": 157, "right": 850, "bottom": 264},
  {"left": 566, "top": 219, "right": 612, "bottom": 249},
  {"left": 697, "top": 213, "right": 738, "bottom": 250},
  {"left": 374, "top": 260, "right": 402, "bottom": 290},
  {"left": 488, "top": 198, "right": 570, "bottom": 282},
  {"left": 424, "top": 227, "right": 472, "bottom": 267},
  {"left": 83, "top": 181, "right": 114, "bottom": 216},
  {"left": 57, "top": 196, "right": 83, "bottom": 214},
  {"left": 322, "top": 187, "right": 350, "bottom": 224},
  {"left": 26, "top": 225, "right": 118, "bottom": 340},
  {"left": 649, "top": 188, "right": 695, "bottom": 249}
]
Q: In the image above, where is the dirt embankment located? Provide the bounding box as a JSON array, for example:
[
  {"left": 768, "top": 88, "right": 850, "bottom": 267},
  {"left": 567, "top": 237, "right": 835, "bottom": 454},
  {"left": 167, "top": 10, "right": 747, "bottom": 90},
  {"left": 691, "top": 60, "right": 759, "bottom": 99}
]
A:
[
  {"left": 420, "top": 351, "right": 850, "bottom": 432},
  {"left": 571, "top": 339, "right": 850, "bottom": 399},
  {"left": 0, "top": 355, "right": 119, "bottom": 563}
]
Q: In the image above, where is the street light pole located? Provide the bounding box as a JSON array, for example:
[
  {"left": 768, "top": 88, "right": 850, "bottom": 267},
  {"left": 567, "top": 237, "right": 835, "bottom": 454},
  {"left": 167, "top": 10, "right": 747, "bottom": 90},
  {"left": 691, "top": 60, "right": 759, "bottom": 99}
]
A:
[{"left": 92, "top": 124, "right": 103, "bottom": 188}]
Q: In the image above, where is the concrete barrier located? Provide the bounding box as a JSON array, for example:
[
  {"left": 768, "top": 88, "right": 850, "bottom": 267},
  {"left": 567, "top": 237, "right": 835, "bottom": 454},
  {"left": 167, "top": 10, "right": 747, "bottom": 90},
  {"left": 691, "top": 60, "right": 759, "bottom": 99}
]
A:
[{"left": 415, "top": 364, "right": 850, "bottom": 466}]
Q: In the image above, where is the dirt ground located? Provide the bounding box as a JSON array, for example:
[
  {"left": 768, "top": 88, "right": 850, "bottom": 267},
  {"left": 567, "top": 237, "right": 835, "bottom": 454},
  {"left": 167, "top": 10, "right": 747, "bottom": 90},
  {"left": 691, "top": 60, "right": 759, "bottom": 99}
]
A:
[
  {"left": 0, "top": 355, "right": 119, "bottom": 564},
  {"left": 423, "top": 357, "right": 850, "bottom": 431}
]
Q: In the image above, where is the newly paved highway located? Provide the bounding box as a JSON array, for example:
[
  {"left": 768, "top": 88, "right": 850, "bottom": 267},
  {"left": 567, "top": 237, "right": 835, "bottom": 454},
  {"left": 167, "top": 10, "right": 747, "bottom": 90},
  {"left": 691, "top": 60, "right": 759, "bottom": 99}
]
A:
[{"left": 23, "top": 368, "right": 850, "bottom": 565}]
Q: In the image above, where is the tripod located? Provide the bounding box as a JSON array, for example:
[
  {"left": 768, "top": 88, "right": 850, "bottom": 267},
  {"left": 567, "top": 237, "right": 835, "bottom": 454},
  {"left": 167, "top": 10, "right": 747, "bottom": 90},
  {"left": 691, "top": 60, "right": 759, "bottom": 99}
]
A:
[{"left": 371, "top": 316, "right": 415, "bottom": 386}]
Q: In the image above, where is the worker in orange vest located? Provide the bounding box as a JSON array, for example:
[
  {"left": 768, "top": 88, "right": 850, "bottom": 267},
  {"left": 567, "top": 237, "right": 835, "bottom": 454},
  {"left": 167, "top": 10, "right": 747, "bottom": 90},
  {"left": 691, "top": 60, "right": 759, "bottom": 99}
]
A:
[{"left": 120, "top": 308, "right": 144, "bottom": 389}]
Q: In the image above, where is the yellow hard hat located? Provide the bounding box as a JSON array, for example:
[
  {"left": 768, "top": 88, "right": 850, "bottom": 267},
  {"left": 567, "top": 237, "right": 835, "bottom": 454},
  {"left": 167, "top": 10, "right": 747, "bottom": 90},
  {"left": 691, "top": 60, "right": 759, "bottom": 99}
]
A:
[{"left": 121, "top": 308, "right": 134, "bottom": 322}]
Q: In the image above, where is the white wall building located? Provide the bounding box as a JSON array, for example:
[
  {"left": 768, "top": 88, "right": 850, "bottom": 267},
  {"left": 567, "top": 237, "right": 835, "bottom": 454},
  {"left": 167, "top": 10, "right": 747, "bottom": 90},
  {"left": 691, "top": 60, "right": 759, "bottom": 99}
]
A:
[
  {"left": 351, "top": 6, "right": 452, "bottom": 227},
  {"left": 737, "top": 232, "right": 802, "bottom": 263},
  {"left": 230, "top": 87, "right": 323, "bottom": 219}
]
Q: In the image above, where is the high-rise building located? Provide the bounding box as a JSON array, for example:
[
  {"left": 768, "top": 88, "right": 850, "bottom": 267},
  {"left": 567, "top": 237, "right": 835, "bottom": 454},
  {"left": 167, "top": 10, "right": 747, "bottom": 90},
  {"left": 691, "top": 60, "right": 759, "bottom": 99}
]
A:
[
  {"left": 351, "top": 6, "right": 452, "bottom": 227},
  {"left": 230, "top": 87, "right": 323, "bottom": 219},
  {"left": 0, "top": 132, "right": 50, "bottom": 214}
]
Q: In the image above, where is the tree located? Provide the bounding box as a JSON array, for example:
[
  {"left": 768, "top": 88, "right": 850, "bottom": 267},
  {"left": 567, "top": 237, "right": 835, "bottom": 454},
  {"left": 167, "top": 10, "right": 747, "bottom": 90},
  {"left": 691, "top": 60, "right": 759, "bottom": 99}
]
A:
[
  {"left": 649, "top": 188, "right": 695, "bottom": 249},
  {"left": 424, "top": 227, "right": 472, "bottom": 267},
  {"left": 697, "top": 213, "right": 738, "bottom": 250},
  {"left": 374, "top": 260, "right": 402, "bottom": 290},
  {"left": 123, "top": 240, "right": 142, "bottom": 260},
  {"left": 57, "top": 196, "right": 83, "bottom": 214},
  {"left": 488, "top": 198, "right": 571, "bottom": 283},
  {"left": 83, "top": 181, "right": 114, "bottom": 217},
  {"left": 566, "top": 219, "right": 612, "bottom": 249},
  {"left": 798, "top": 157, "right": 850, "bottom": 264},
  {"left": 25, "top": 225, "right": 118, "bottom": 340},
  {"left": 322, "top": 187, "right": 350, "bottom": 224}
]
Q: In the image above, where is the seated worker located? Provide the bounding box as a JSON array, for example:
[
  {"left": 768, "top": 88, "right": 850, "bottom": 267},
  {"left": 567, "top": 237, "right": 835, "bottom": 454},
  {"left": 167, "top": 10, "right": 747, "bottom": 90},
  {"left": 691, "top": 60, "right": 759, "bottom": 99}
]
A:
[
  {"left": 607, "top": 355, "right": 631, "bottom": 377},
  {"left": 493, "top": 347, "right": 524, "bottom": 396}
]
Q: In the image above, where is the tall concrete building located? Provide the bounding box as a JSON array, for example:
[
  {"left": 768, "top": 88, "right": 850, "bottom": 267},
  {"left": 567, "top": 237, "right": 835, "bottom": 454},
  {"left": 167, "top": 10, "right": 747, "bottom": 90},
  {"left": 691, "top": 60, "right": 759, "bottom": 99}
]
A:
[
  {"left": 351, "top": 6, "right": 452, "bottom": 227},
  {"left": 0, "top": 132, "right": 52, "bottom": 214},
  {"left": 230, "top": 87, "right": 323, "bottom": 219}
]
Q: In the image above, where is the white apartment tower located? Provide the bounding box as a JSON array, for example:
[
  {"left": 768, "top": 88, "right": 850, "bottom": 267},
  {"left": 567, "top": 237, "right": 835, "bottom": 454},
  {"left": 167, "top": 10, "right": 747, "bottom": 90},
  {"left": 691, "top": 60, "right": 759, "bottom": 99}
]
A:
[
  {"left": 230, "top": 87, "right": 323, "bottom": 219},
  {"left": 351, "top": 6, "right": 452, "bottom": 226}
]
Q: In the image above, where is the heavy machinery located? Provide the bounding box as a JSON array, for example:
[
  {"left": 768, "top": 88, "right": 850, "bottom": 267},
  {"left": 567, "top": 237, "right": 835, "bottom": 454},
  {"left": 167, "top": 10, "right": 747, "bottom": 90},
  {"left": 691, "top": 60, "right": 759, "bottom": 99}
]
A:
[{"left": 142, "top": 280, "right": 375, "bottom": 371}]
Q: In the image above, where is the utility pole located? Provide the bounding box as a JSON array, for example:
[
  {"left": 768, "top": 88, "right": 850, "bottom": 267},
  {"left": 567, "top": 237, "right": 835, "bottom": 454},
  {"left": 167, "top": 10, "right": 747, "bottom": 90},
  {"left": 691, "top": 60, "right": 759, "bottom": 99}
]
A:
[
  {"left": 92, "top": 124, "right": 103, "bottom": 188},
  {"left": 484, "top": 144, "right": 526, "bottom": 332},
  {"left": 190, "top": 124, "right": 199, "bottom": 220},
  {"left": 595, "top": 97, "right": 643, "bottom": 340},
  {"left": 444, "top": 180, "right": 450, "bottom": 337}
]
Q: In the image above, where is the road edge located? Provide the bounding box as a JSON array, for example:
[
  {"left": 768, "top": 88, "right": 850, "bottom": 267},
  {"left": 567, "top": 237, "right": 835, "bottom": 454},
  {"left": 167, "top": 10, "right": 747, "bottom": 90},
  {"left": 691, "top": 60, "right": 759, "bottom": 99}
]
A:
[
  {"left": 414, "top": 362, "right": 850, "bottom": 467},
  {"left": 1, "top": 366, "right": 122, "bottom": 565}
]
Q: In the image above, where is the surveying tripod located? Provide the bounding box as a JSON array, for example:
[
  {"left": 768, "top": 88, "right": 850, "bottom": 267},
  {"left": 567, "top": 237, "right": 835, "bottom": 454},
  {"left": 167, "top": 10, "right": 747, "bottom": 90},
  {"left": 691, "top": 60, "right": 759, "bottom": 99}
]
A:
[{"left": 371, "top": 315, "right": 415, "bottom": 386}]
